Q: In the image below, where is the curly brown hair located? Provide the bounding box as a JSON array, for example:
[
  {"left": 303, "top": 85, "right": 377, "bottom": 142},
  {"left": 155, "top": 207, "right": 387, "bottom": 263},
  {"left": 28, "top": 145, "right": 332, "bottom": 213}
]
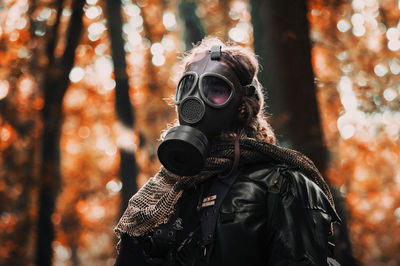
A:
[{"left": 163, "top": 36, "right": 276, "bottom": 144}]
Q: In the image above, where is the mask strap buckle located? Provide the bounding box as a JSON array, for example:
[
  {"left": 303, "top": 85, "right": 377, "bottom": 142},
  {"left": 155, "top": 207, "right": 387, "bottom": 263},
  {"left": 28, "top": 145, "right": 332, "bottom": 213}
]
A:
[
  {"left": 210, "top": 45, "right": 222, "bottom": 60},
  {"left": 244, "top": 79, "right": 259, "bottom": 99}
]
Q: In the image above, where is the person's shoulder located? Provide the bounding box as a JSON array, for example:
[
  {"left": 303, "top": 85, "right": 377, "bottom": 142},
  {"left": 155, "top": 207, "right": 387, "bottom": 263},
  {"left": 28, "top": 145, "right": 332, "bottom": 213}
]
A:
[
  {"left": 239, "top": 161, "right": 297, "bottom": 189},
  {"left": 241, "top": 161, "right": 319, "bottom": 192},
  {"left": 239, "top": 162, "right": 299, "bottom": 195},
  {"left": 279, "top": 167, "right": 340, "bottom": 223},
  {"left": 240, "top": 162, "right": 339, "bottom": 221},
  {"left": 239, "top": 161, "right": 286, "bottom": 181}
]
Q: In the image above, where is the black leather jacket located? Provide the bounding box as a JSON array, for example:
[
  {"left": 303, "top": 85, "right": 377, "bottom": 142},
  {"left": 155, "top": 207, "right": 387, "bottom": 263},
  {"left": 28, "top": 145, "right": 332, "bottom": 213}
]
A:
[{"left": 115, "top": 162, "right": 340, "bottom": 266}]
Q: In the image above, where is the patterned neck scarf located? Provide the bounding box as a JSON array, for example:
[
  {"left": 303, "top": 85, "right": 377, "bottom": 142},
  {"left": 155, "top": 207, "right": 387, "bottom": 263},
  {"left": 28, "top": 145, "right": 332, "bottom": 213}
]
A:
[{"left": 114, "top": 138, "right": 335, "bottom": 249}]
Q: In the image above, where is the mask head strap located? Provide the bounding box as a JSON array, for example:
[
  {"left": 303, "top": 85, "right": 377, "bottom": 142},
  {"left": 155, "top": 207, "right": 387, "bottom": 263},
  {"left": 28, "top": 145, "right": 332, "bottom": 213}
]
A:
[
  {"left": 210, "top": 45, "right": 222, "bottom": 60},
  {"left": 209, "top": 45, "right": 259, "bottom": 100}
]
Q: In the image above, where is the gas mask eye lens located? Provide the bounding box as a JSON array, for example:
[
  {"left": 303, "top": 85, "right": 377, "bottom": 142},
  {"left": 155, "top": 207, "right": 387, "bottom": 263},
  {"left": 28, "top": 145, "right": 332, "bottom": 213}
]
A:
[
  {"left": 201, "top": 76, "right": 232, "bottom": 106},
  {"left": 175, "top": 73, "right": 196, "bottom": 103}
]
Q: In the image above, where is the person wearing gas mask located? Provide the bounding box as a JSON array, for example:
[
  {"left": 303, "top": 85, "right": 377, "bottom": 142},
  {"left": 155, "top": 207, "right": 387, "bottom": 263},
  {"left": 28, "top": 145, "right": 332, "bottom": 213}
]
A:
[{"left": 114, "top": 37, "right": 340, "bottom": 266}]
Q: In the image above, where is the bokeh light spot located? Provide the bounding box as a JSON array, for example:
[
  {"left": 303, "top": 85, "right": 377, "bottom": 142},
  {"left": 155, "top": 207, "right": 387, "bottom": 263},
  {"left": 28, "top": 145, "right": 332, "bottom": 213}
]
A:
[
  {"left": 127, "top": 31, "right": 142, "bottom": 46},
  {"left": 53, "top": 242, "right": 71, "bottom": 261},
  {"left": 62, "top": 8, "right": 71, "bottom": 17},
  {"left": 66, "top": 140, "right": 80, "bottom": 154},
  {"left": 78, "top": 126, "right": 91, "bottom": 139},
  {"left": 88, "top": 22, "right": 106, "bottom": 35},
  {"left": 69, "top": 67, "right": 85, "bottom": 83},
  {"left": 95, "top": 57, "right": 113, "bottom": 78},
  {"left": 1, "top": 125, "right": 12, "bottom": 142},
  {"left": 352, "top": 0, "right": 365, "bottom": 10},
  {"left": 64, "top": 89, "right": 87, "bottom": 108},
  {"left": 16, "top": 17, "right": 27, "bottom": 30},
  {"left": 104, "top": 79, "right": 116, "bottom": 92},
  {"left": 18, "top": 47, "right": 30, "bottom": 58},
  {"left": 88, "top": 22, "right": 106, "bottom": 41},
  {"left": 386, "top": 27, "right": 399, "bottom": 40},
  {"left": 161, "top": 35, "right": 175, "bottom": 51},
  {"left": 152, "top": 55, "right": 165, "bottom": 66},
  {"left": 352, "top": 25, "right": 366, "bottom": 36},
  {"left": 34, "top": 27, "right": 45, "bottom": 37},
  {"left": 374, "top": 64, "right": 388, "bottom": 77},
  {"left": 95, "top": 43, "right": 108, "bottom": 55},
  {"left": 338, "top": 76, "right": 358, "bottom": 111},
  {"left": 163, "top": 12, "right": 177, "bottom": 31},
  {"left": 130, "top": 16, "right": 143, "bottom": 28},
  {"left": 105, "top": 145, "right": 117, "bottom": 156},
  {"left": 351, "top": 13, "right": 364, "bottom": 26},
  {"left": 395, "top": 207, "right": 400, "bottom": 219},
  {"left": 383, "top": 88, "right": 397, "bottom": 101},
  {"left": 124, "top": 3, "right": 141, "bottom": 17},
  {"left": 337, "top": 19, "right": 351, "bottom": 32},
  {"left": 38, "top": 8, "right": 52, "bottom": 21},
  {"left": 388, "top": 40, "right": 400, "bottom": 51},
  {"left": 150, "top": 42, "right": 164, "bottom": 55},
  {"left": 106, "top": 179, "right": 122, "bottom": 195},
  {"left": 389, "top": 59, "right": 400, "bottom": 74},
  {"left": 0, "top": 80, "right": 10, "bottom": 100},
  {"left": 85, "top": 6, "right": 102, "bottom": 19},
  {"left": 19, "top": 75, "right": 35, "bottom": 96},
  {"left": 339, "top": 124, "right": 355, "bottom": 139},
  {"left": 229, "top": 23, "right": 250, "bottom": 43},
  {"left": 89, "top": 205, "right": 105, "bottom": 220}
]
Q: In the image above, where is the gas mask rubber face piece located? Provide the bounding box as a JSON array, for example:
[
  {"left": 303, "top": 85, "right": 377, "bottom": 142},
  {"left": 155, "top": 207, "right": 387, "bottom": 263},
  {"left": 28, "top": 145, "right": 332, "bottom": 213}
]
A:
[{"left": 157, "top": 46, "right": 248, "bottom": 176}]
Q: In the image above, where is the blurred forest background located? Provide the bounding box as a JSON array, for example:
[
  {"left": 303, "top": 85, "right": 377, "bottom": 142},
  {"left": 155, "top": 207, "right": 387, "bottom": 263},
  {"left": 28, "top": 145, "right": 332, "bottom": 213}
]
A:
[{"left": 1, "top": 0, "right": 400, "bottom": 265}]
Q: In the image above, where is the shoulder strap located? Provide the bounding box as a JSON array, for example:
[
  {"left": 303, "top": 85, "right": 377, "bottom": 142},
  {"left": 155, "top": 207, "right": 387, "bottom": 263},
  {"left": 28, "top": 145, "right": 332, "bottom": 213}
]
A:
[{"left": 198, "top": 170, "right": 240, "bottom": 261}]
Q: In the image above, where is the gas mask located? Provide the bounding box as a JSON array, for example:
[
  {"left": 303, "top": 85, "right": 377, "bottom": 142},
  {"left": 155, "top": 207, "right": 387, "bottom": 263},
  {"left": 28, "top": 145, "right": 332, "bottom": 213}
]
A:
[{"left": 157, "top": 45, "right": 256, "bottom": 176}]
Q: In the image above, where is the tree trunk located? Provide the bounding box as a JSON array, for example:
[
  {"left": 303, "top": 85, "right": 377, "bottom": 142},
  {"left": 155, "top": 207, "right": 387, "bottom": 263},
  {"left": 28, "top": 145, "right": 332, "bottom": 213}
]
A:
[
  {"left": 178, "top": 0, "right": 205, "bottom": 50},
  {"left": 251, "top": 0, "right": 328, "bottom": 171},
  {"left": 35, "top": 0, "right": 85, "bottom": 265},
  {"left": 105, "top": 0, "right": 138, "bottom": 215},
  {"left": 250, "top": 0, "right": 357, "bottom": 264}
]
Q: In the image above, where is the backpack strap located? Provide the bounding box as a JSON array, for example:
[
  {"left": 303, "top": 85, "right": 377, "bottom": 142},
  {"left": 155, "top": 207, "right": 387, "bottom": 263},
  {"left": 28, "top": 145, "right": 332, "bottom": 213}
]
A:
[{"left": 143, "top": 200, "right": 183, "bottom": 264}]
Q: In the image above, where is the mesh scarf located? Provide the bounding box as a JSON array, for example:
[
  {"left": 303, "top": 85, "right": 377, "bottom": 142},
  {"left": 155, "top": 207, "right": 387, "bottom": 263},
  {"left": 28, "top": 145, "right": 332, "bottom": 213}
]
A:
[{"left": 114, "top": 137, "right": 335, "bottom": 247}]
